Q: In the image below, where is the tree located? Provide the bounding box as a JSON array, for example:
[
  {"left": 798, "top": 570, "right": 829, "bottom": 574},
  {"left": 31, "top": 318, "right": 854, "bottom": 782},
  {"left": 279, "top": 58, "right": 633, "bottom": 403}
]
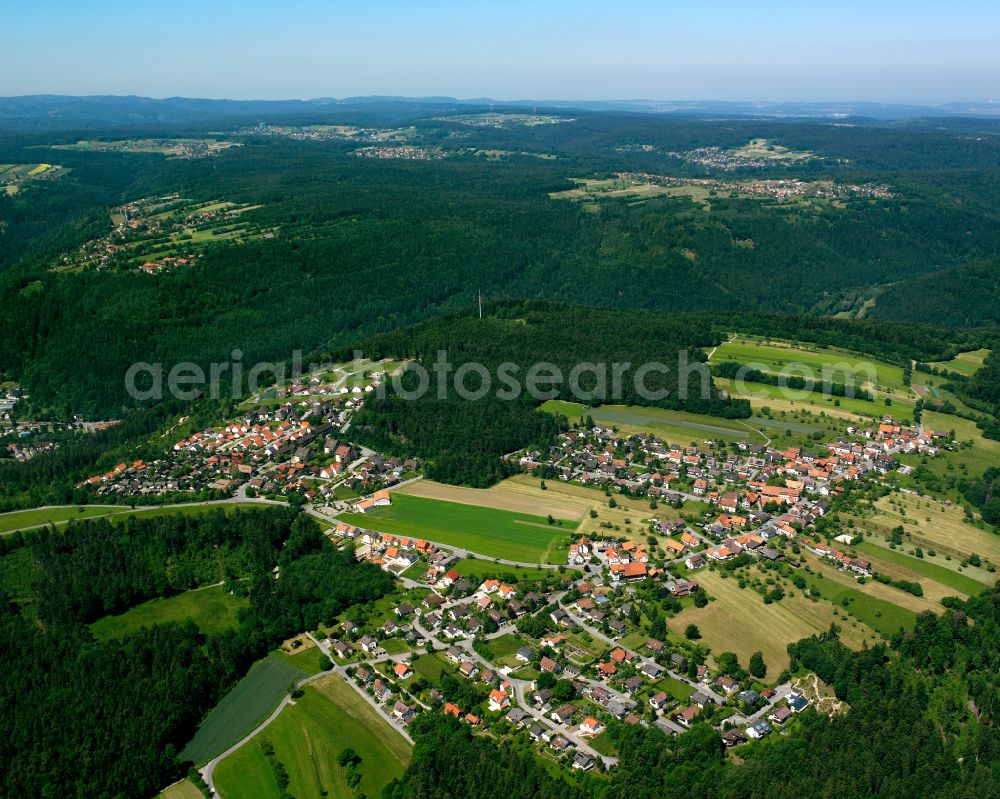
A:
[
  {"left": 685, "top": 624, "right": 701, "bottom": 640},
  {"left": 337, "top": 747, "right": 360, "bottom": 767},
  {"left": 749, "top": 651, "right": 767, "bottom": 679}
]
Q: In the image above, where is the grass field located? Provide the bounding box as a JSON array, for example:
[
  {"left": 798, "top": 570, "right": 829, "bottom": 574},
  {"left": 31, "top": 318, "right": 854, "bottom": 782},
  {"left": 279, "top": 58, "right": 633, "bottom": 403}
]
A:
[
  {"left": 927, "top": 349, "right": 991, "bottom": 377},
  {"left": 338, "top": 493, "right": 572, "bottom": 563},
  {"left": 667, "top": 566, "right": 874, "bottom": 674},
  {"left": 710, "top": 337, "right": 908, "bottom": 393},
  {"left": 856, "top": 491, "right": 1000, "bottom": 568},
  {"left": 919, "top": 412, "right": 1000, "bottom": 478},
  {"left": 180, "top": 655, "right": 306, "bottom": 765},
  {"left": 494, "top": 473, "right": 708, "bottom": 544},
  {"left": 157, "top": 780, "right": 204, "bottom": 799},
  {"left": 451, "top": 558, "right": 555, "bottom": 584},
  {"left": 213, "top": 673, "right": 410, "bottom": 799},
  {"left": 540, "top": 400, "right": 768, "bottom": 446},
  {"left": 397, "top": 478, "right": 588, "bottom": 520},
  {"left": 854, "top": 541, "right": 990, "bottom": 598},
  {"left": 90, "top": 584, "right": 247, "bottom": 640},
  {"left": 0, "top": 504, "right": 134, "bottom": 533}
]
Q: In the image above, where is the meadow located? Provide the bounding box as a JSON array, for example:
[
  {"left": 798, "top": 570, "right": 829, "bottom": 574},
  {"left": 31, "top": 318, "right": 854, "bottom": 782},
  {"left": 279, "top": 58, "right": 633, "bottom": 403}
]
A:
[
  {"left": 856, "top": 490, "right": 1000, "bottom": 567},
  {"left": 927, "top": 348, "right": 990, "bottom": 377},
  {"left": 854, "top": 541, "right": 990, "bottom": 599},
  {"left": 667, "top": 566, "right": 874, "bottom": 674},
  {"left": 213, "top": 673, "right": 410, "bottom": 799},
  {"left": 0, "top": 504, "right": 134, "bottom": 533},
  {"left": 89, "top": 583, "right": 247, "bottom": 640},
  {"left": 540, "top": 399, "right": 768, "bottom": 446},
  {"left": 338, "top": 493, "right": 572, "bottom": 563},
  {"left": 397, "top": 478, "right": 588, "bottom": 520},
  {"left": 710, "top": 337, "right": 908, "bottom": 392},
  {"left": 156, "top": 781, "right": 204, "bottom": 799},
  {"left": 180, "top": 655, "right": 307, "bottom": 765}
]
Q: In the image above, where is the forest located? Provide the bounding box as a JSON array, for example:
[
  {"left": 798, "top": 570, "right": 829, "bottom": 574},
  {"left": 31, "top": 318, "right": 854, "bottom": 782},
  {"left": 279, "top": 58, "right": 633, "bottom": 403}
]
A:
[
  {"left": 1, "top": 108, "right": 1000, "bottom": 419},
  {"left": 0, "top": 508, "right": 393, "bottom": 798}
]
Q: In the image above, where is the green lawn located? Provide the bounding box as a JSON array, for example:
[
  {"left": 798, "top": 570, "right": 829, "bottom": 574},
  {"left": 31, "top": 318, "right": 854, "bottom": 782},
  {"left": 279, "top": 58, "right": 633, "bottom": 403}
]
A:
[
  {"left": 855, "top": 541, "right": 989, "bottom": 596},
  {"left": 214, "top": 673, "right": 411, "bottom": 799},
  {"left": 656, "top": 675, "right": 694, "bottom": 703},
  {"left": 927, "top": 349, "right": 990, "bottom": 377},
  {"left": 412, "top": 651, "right": 456, "bottom": 683},
  {"left": 539, "top": 400, "right": 767, "bottom": 446},
  {"left": 0, "top": 505, "right": 133, "bottom": 533},
  {"left": 451, "top": 558, "right": 554, "bottom": 584},
  {"left": 180, "top": 655, "right": 306, "bottom": 765},
  {"left": 338, "top": 493, "right": 571, "bottom": 563},
  {"left": 716, "top": 376, "right": 914, "bottom": 420},
  {"left": 805, "top": 575, "right": 916, "bottom": 637},
  {"left": 89, "top": 584, "right": 247, "bottom": 640}
]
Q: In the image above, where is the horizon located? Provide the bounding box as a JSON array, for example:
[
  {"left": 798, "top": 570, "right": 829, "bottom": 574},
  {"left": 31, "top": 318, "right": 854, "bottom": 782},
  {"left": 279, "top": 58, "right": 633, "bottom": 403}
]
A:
[{"left": 2, "top": 0, "right": 998, "bottom": 105}]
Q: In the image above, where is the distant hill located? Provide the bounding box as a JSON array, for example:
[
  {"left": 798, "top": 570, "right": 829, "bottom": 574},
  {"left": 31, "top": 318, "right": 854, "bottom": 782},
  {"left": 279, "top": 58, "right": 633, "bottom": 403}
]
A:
[{"left": 2, "top": 94, "right": 1000, "bottom": 131}]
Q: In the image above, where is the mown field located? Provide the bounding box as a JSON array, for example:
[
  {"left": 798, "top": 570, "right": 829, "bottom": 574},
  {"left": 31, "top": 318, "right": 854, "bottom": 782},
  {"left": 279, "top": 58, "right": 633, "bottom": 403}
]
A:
[
  {"left": 0, "top": 504, "right": 133, "bottom": 533},
  {"left": 667, "top": 566, "right": 874, "bottom": 674},
  {"left": 89, "top": 583, "right": 247, "bottom": 640},
  {"left": 213, "top": 673, "right": 411, "bottom": 799},
  {"left": 540, "top": 400, "right": 768, "bottom": 446},
  {"left": 854, "top": 540, "right": 990, "bottom": 599},
  {"left": 917, "top": 412, "right": 1000, "bottom": 478},
  {"left": 156, "top": 780, "right": 204, "bottom": 799},
  {"left": 396, "top": 478, "right": 588, "bottom": 520},
  {"left": 710, "top": 337, "right": 909, "bottom": 392},
  {"left": 859, "top": 491, "right": 1000, "bottom": 568},
  {"left": 927, "top": 348, "right": 990, "bottom": 377},
  {"left": 180, "top": 655, "right": 306, "bottom": 765},
  {"left": 338, "top": 493, "right": 572, "bottom": 563}
]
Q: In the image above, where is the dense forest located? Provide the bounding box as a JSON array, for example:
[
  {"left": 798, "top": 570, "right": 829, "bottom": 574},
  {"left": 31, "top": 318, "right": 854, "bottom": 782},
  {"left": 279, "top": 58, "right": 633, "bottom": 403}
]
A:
[
  {"left": 349, "top": 302, "right": 748, "bottom": 485},
  {"left": 387, "top": 586, "right": 1000, "bottom": 799},
  {"left": 0, "top": 508, "right": 393, "bottom": 798},
  {"left": 2, "top": 109, "right": 1000, "bottom": 417}
]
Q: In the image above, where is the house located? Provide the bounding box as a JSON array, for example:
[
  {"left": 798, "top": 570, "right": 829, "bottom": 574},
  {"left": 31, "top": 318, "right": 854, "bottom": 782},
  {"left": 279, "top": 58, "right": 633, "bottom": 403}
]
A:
[
  {"left": 333, "top": 641, "right": 353, "bottom": 658},
  {"left": 573, "top": 753, "right": 595, "bottom": 771},
  {"left": 443, "top": 702, "right": 461, "bottom": 718},
  {"left": 737, "top": 689, "right": 761, "bottom": 707},
  {"left": 722, "top": 729, "right": 747, "bottom": 747},
  {"left": 516, "top": 646, "right": 535, "bottom": 663},
  {"left": 649, "top": 691, "right": 668, "bottom": 711},
  {"left": 623, "top": 675, "right": 643, "bottom": 694},
  {"left": 685, "top": 553, "right": 706, "bottom": 570},
  {"left": 579, "top": 717, "right": 604, "bottom": 736},
  {"left": 459, "top": 660, "right": 479, "bottom": 679},
  {"left": 506, "top": 707, "right": 528, "bottom": 726},
  {"left": 359, "top": 636, "right": 379, "bottom": 654},
  {"left": 674, "top": 705, "right": 700, "bottom": 727},
  {"left": 769, "top": 706, "right": 792, "bottom": 725},
  {"left": 746, "top": 719, "right": 771, "bottom": 739},
  {"left": 372, "top": 679, "right": 392, "bottom": 701},
  {"left": 393, "top": 662, "right": 412, "bottom": 680},
  {"left": 551, "top": 705, "right": 576, "bottom": 724},
  {"left": 488, "top": 688, "right": 511, "bottom": 711},
  {"left": 393, "top": 701, "right": 416, "bottom": 723},
  {"left": 789, "top": 694, "right": 810, "bottom": 713},
  {"left": 540, "top": 656, "right": 561, "bottom": 674},
  {"left": 691, "top": 690, "right": 713, "bottom": 707}
]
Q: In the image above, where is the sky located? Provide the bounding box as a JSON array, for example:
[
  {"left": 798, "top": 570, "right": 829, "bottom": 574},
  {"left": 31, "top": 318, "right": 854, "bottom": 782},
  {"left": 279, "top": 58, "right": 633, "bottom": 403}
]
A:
[{"left": 2, "top": 1, "right": 998, "bottom": 104}]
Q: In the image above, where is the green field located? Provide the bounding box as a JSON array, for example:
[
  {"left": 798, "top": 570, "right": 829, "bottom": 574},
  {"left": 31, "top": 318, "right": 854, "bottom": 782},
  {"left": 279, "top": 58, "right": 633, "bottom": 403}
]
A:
[
  {"left": 804, "top": 574, "right": 916, "bottom": 636},
  {"left": 180, "top": 655, "right": 306, "bottom": 765},
  {"left": 451, "top": 558, "right": 554, "bottom": 583},
  {"left": 338, "top": 493, "right": 571, "bottom": 563},
  {"left": 90, "top": 584, "right": 247, "bottom": 640},
  {"left": 539, "top": 400, "right": 767, "bottom": 446},
  {"left": 927, "top": 348, "right": 990, "bottom": 377},
  {"left": 715, "top": 376, "right": 915, "bottom": 421},
  {"left": 214, "top": 673, "right": 410, "bottom": 799},
  {"left": 0, "top": 505, "right": 134, "bottom": 533},
  {"left": 157, "top": 780, "right": 205, "bottom": 799},
  {"left": 855, "top": 541, "right": 990, "bottom": 597},
  {"left": 711, "top": 337, "right": 908, "bottom": 391}
]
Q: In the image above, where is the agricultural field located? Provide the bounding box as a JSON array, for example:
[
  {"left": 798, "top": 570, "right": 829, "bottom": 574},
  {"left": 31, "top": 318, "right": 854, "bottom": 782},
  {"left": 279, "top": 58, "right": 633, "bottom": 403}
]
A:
[
  {"left": 853, "top": 491, "right": 1000, "bottom": 569},
  {"left": 667, "top": 566, "right": 874, "bottom": 674},
  {"left": 156, "top": 780, "right": 205, "bottom": 799},
  {"left": 52, "top": 138, "right": 241, "bottom": 157},
  {"left": 0, "top": 162, "right": 68, "bottom": 195},
  {"left": 917, "top": 411, "right": 1000, "bottom": 477},
  {"left": 338, "top": 493, "right": 573, "bottom": 563},
  {"left": 180, "top": 655, "right": 306, "bottom": 765},
  {"left": 710, "top": 336, "right": 909, "bottom": 393},
  {"left": 853, "top": 541, "right": 990, "bottom": 599},
  {"left": 493, "top": 473, "right": 708, "bottom": 545},
  {"left": 52, "top": 194, "right": 273, "bottom": 273},
  {"left": 89, "top": 583, "right": 247, "bottom": 640},
  {"left": 213, "top": 673, "right": 410, "bottom": 799},
  {"left": 797, "top": 548, "right": 937, "bottom": 629},
  {"left": 540, "top": 400, "right": 768, "bottom": 446},
  {"left": 714, "top": 376, "right": 915, "bottom": 424},
  {"left": 731, "top": 138, "right": 815, "bottom": 161},
  {"left": 927, "top": 348, "right": 991, "bottom": 377},
  {"left": 396, "top": 478, "right": 588, "bottom": 520},
  {"left": 0, "top": 504, "right": 134, "bottom": 534}
]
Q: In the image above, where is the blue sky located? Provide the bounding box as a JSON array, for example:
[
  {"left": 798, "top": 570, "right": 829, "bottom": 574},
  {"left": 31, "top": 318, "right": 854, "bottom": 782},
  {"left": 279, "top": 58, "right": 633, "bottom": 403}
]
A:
[{"left": 2, "top": 1, "right": 998, "bottom": 103}]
